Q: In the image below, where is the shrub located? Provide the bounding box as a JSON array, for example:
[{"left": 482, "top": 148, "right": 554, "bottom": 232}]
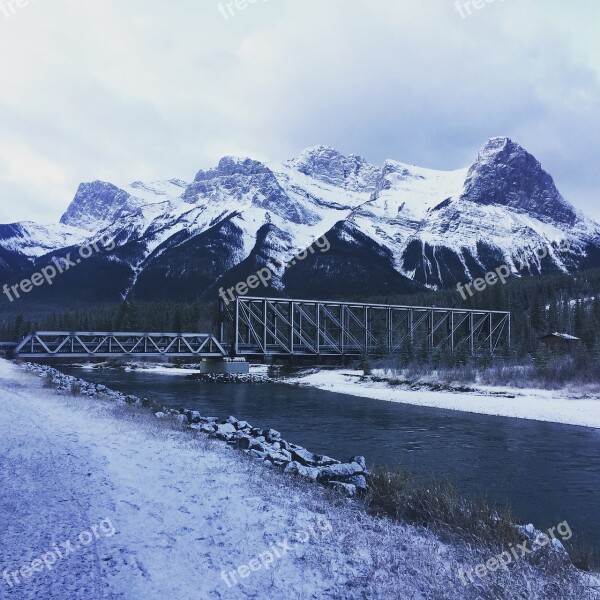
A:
[
  {"left": 359, "top": 355, "right": 372, "bottom": 376},
  {"left": 566, "top": 541, "right": 596, "bottom": 572},
  {"left": 363, "top": 466, "right": 600, "bottom": 574},
  {"left": 363, "top": 467, "right": 519, "bottom": 548}
]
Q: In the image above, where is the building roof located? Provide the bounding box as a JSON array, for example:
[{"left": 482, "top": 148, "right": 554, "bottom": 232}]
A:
[{"left": 541, "top": 332, "right": 580, "bottom": 341}]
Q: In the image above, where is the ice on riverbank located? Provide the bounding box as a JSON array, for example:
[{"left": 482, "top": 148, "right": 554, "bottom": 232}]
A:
[{"left": 286, "top": 369, "right": 600, "bottom": 429}]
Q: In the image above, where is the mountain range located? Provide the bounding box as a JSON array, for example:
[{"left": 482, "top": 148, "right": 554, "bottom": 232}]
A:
[{"left": 1, "top": 136, "right": 599, "bottom": 306}]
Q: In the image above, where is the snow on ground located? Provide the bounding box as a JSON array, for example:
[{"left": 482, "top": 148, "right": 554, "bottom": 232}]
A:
[
  {"left": 0, "top": 360, "right": 470, "bottom": 599},
  {"left": 76, "top": 363, "right": 270, "bottom": 378},
  {"left": 76, "top": 362, "right": 197, "bottom": 376},
  {"left": 1, "top": 359, "right": 597, "bottom": 599},
  {"left": 286, "top": 369, "right": 600, "bottom": 430}
]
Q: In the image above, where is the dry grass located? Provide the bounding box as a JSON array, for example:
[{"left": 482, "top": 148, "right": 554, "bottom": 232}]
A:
[
  {"left": 363, "top": 467, "right": 519, "bottom": 548},
  {"left": 374, "top": 353, "right": 600, "bottom": 392}
]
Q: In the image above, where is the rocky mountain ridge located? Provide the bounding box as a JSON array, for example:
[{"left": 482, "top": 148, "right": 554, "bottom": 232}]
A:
[{"left": 2, "top": 137, "right": 599, "bottom": 304}]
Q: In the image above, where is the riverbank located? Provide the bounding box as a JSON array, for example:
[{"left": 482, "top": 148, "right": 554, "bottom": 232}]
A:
[
  {"left": 71, "top": 360, "right": 600, "bottom": 428},
  {"left": 1, "top": 358, "right": 597, "bottom": 599},
  {"left": 285, "top": 368, "right": 600, "bottom": 429}
]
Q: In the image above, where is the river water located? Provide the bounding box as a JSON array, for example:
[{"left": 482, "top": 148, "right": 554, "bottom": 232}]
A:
[{"left": 64, "top": 367, "right": 600, "bottom": 554}]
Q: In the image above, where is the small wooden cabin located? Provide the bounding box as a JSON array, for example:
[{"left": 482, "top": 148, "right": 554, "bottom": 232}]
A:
[{"left": 540, "top": 333, "right": 580, "bottom": 351}]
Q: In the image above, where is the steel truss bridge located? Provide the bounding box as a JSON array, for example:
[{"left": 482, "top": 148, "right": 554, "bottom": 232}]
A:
[
  {"left": 220, "top": 297, "right": 511, "bottom": 357},
  {"left": 13, "top": 332, "right": 227, "bottom": 359}
]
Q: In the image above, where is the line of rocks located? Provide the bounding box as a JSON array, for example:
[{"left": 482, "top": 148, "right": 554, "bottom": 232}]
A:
[
  {"left": 178, "top": 413, "right": 368, "bottom": 497},
  {"left": 22, "top": 362, "right": 369, "bottom": 497},
  {"left": 27, "top": 363, "right": 120, "bottom": 398}
]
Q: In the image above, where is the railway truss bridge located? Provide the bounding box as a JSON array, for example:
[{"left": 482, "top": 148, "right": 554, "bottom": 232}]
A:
[{"left": 220, "top": 296, "right": 510, "bottom": 357}]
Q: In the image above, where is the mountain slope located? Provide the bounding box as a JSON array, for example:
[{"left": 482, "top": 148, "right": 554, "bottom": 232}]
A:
[{"left": 2, "top": 137, "right": 599, "bottom": 305}]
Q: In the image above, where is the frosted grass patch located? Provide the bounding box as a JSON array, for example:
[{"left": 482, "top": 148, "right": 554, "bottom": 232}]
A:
[
  {"left": 458, "top": 520, "right": 573, "bottom": 586},
  {"left": 2, "top": 235, "right": 116, "bottom": 304},
  {"left": 220, "top": 515, "right": 332, "bottom": 588},
  {"left": 2, "top": 517, "right": 116, "bottom": 589}
]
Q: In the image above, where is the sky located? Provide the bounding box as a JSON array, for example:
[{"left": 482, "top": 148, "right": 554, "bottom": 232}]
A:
[{"left": 0, "top": 0, "right": 599, "bottom": 224}]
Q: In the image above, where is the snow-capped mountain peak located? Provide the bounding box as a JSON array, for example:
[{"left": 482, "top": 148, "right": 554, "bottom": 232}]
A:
[
  {"left": 288, "top": 145, "right": 380, "bottom": 193},
  {"left": 460, "top": 136, "right": 578, "bottom": 225},
  {"left": 3, "top": 138, "right": 600, "bottom": 303}
]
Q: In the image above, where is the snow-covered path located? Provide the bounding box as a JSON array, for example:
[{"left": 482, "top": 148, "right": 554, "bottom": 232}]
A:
[
  {"left": 0, "top": 366, "right": 113, "bottom": 599},
  {"left": 1, "top": 359, "right": 597, "bottom": 600},
  {"left": 0, "top": 359, "right": 345, "bottom": 599}
]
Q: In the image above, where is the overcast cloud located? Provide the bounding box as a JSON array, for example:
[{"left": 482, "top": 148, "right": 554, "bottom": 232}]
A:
[{"left": 1, "top": 0, "right": 599, "bottom": 224}]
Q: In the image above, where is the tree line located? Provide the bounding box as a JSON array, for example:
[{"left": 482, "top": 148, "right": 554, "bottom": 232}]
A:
[{"left": 2, "top": 267, "right": 600, "bottom": 358}]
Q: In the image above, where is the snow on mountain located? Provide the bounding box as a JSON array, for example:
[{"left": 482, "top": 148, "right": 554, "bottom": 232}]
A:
[
  {"left": 339, "top": 137, "right": 600, "bottom": 289},
  {"left": 288, "top": 145, "right": 381, "bottom": 193},
  {"left": 122, "top": 178, "right": 188, "bottom": 203},
  {"left": 60, "top": 178, "right": 191, "bottom": 233},
  {"left": 460, "top": 137, "right": 578, "bottom": 225},
  {"left": 2, "top": 137, "right": 600, "bottom": 303},
  {"left": 0, "top": 221, "right": 86, "bottom": 258}
]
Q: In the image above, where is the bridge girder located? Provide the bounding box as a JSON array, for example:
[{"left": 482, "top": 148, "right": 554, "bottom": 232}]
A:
[
  {"left": 13, "top": 332, "right": 227, "bottom": 359},
  {"left": 220, "top": 297, "right": 511, "bottom": 357}
]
